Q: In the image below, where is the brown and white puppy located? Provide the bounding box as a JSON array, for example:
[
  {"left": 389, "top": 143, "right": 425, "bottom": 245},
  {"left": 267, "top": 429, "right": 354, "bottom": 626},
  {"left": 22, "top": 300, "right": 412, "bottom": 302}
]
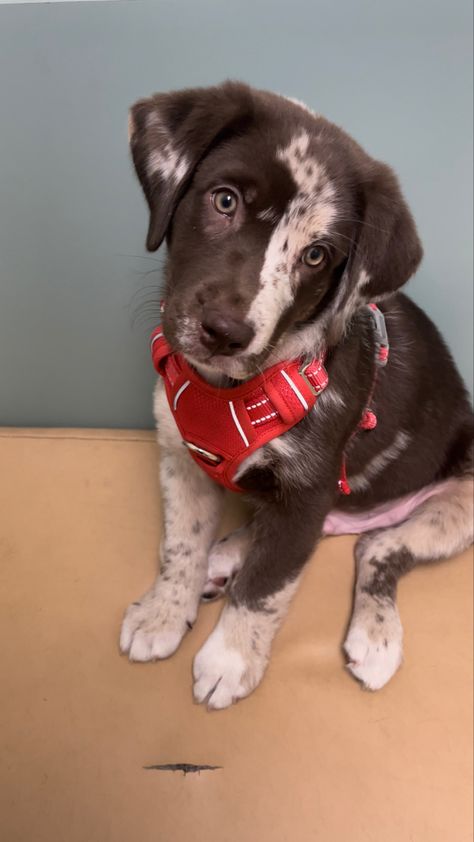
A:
[{"left": 120, "top": 82, "right": 473, "bottom": 709}]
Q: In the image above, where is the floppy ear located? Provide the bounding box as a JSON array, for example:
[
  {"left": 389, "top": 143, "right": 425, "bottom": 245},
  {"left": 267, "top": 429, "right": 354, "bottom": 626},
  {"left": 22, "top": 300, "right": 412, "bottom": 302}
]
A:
[
  {"left": 345, "top": 160, "right": 423, "bottom": 301},
  {"left": 128, "top": 82, "right": 255, "bottom": 251}
]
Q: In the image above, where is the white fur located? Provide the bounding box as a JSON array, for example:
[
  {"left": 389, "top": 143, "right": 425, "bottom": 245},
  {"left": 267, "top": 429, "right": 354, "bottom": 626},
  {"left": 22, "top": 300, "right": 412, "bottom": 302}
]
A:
[
  {"left": 245, "top": 225, "right": 295, "bottom": 354},
  {"left": 261, "top": 273, "right": 372, "bottom": 367},
  {"left": 206, "top": 526, "right": 250, "bottom": 583},
  {"left": 234, "top": 381, "right": 346, "bottom": 487},
  {"left": 344, "top": 539, "right": 405, "bottom": 690},
  {"left": 127, "top": 112, "right": 135, "bottom": 142},
  {"left": 153, "top": 379, "right": 183, "bottom": 448},
  {"left": 348, "top": 431, "right": 412, "bottom": 492},
  {"left": 361, "top": 477, "right": 474, "bottom": 560},
  {"left": 144, "top": 113, "right": 189, "bottom": 184},
  {"left": 232, "top": 428, "right": 299, "bottom": 483},
  {"left": 120, "top": 594, "right": 190, "bottom": 661},
  {"left": 344, "top": 477, "right": 473, "bottom": 690},
  {"left": 193, "top": 618, "right": 249, "bottom": 709},
  {"left": 257, "top": 207, "right": 280, "bottom": 223},
  {"left": 344, "top": 604, "right": 403, "bottom": 690},
  {"left": 265, "top": 320, "right": 326, "bottom": 367},
  {"left": 284, "top": 96, "right": 315, "bottom": 115},
  {"left": 322, "top": 269, "right": 372, "bottom": 344},
  {"left": 245, "top": 132, "right": 336, "bottom": 357},
  {"left": 120, "top": 380, "right": 223, "bottom": 662},
  {"left": 233, "top": 447, "right": 266, "bottom": 481},
  {"left": 193, "top": 577, "right": 300, "bottom": 709},
  {"left": 147, "top": 145, "right": 188, "bottom": 184},
  {"left": 266, "top": 434, "right": 298, "bottom": 459},
  {"left": 316, "top": 385, "right": 346, "bottom": 412}
]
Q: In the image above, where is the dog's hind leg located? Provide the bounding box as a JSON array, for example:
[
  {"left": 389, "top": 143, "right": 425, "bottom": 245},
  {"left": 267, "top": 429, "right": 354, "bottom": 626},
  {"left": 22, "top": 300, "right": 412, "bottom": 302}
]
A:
[
  {"left": 201, "top": 525, "right": 251, "bottom": 602},
  {"left": 344, "top": 476, "right": 473, "bottom": 690}
]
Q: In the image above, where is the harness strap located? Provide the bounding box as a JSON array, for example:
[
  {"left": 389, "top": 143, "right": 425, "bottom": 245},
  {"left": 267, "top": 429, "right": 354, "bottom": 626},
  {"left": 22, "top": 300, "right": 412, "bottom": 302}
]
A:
[
  {"left": 338, "top": 304, "right": 390, "bottom": 493},
  {"left": 151, "top": 330, "right": 329, "bottom": 491},
  {"left": 151, "top": 304, "right": 388, "bottom": 494}
]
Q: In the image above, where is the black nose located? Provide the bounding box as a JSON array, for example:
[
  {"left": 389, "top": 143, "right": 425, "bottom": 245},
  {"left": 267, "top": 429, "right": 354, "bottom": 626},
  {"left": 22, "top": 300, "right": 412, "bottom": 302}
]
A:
[{"left": 199, "top": 311, "right": 254, "bottom": 356}]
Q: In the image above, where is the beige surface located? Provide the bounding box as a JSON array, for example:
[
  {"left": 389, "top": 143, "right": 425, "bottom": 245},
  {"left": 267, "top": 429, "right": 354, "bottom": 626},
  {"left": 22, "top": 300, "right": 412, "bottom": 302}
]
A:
[{"left": 0, "top": 428, "right": 472, "bottom": 842}]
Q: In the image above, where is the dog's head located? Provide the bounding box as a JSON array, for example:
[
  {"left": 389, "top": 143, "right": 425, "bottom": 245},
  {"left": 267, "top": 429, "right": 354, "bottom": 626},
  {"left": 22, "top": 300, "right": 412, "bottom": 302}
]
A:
[{"left": 129, "top": 81, "right": 422, "bottom": 380}]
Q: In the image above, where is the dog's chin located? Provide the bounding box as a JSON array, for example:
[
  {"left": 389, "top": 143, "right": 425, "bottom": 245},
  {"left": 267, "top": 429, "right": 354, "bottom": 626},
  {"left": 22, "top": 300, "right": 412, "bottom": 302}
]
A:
[{"left": 184, "top": 351, "right": 259, "bottom": 386}]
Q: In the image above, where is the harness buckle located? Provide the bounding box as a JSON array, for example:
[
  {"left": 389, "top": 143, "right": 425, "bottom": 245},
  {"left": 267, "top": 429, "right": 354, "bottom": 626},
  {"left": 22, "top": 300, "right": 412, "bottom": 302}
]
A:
[
  {"left": 298, "top": 363, "right": 318, "bottom": 395},
  {"left": 368, "top": 304, "right": 389, "bottom": 367},
  {"left": 182, "top": 440, "right": 223, "bottom": 466},
  {"left": 299, "top": 362, "right": 321, "bottom": 396}
]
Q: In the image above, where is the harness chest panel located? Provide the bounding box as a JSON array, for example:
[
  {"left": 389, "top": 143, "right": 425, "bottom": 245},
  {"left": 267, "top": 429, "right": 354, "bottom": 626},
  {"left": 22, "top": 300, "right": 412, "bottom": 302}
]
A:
[
  {"left": 151, "top": 330, "right": 328, "bottom": 492},
  {"left": 151, "top": 305, "right": 388, "bottom": 494}
]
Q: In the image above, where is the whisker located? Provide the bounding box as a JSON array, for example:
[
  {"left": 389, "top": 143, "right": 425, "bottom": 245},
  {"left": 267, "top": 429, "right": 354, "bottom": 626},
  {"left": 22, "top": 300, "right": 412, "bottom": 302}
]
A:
[
  {"left": 116, "top": 252, "right": 163, "bottom": 264},
  {"left": 335, "top": 216, "right": 391, "bottom": 235}
]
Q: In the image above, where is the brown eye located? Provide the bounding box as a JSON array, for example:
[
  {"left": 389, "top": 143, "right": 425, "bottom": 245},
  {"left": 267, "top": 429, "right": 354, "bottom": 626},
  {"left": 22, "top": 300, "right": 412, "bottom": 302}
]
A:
[
  {"left": 212, "top": 189, "right": 238, "bottom": 216},
  {"left": 302, "top": 245, "right": 326, "bottom": 267}
]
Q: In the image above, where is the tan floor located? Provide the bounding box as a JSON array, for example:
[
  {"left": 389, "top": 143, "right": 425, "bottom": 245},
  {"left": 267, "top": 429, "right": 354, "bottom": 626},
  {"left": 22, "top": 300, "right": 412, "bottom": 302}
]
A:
[{"left": 0, "top": 428, "right": 472, "bottom": 842}]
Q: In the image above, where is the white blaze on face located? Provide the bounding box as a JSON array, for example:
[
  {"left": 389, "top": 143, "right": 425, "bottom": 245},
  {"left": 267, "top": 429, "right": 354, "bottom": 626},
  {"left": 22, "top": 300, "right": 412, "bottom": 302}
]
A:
[{"left": 246, "top": 131, "right": 337, "bottom": 356}]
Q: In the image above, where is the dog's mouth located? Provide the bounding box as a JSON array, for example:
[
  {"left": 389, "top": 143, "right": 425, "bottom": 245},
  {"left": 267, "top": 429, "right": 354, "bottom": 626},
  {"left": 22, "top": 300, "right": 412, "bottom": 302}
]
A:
[
  {"left": 186, "top": 352, "right": 257, "bottom": 385},
  {"left": 165, "top": 314, "right": 268, "bottom": 384},
  {"left": 182, "top": 343, "right": 262, "bottom": 385}
]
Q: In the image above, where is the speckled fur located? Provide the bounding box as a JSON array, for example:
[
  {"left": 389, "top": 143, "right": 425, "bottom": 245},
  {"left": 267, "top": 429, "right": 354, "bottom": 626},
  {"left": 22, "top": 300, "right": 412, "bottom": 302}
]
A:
[{"left": 122, "top": 82, "right": 474, "bottom": 706}]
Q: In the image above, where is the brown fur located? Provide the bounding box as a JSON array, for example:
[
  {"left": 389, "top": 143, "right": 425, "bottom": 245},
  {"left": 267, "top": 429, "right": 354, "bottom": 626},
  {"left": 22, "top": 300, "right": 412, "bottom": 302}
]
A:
[{"left": 124, "top": 82, "right": 473, "bottom": 701}]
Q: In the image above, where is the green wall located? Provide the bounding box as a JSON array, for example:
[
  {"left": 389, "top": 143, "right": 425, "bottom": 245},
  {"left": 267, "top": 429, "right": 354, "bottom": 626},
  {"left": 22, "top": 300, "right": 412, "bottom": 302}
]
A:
[{"left": 0, "top": 0, "right": 472, "bottom": 428}]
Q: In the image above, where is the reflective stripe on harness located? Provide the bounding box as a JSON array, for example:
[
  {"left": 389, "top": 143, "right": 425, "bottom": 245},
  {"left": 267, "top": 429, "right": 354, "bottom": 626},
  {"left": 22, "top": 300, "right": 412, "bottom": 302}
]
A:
[{"left": 151, "top": 305, "right": 388, "bottom": 494}]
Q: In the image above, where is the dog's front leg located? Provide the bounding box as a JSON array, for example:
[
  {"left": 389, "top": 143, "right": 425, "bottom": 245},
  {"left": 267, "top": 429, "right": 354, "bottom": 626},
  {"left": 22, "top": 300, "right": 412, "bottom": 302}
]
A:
[
  {"left": 120, "top": 445, "right": 224, "bottom": 662},
  {"left": 193, "top": 494, "right": 329, "bottom": 709}
]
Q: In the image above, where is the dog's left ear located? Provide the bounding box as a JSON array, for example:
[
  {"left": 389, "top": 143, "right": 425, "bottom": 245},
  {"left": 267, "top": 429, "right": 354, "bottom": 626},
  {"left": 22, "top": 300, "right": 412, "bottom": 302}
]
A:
[
  {"left": 128, "top": 82, "right": 254, "bottom": 251},
  {"left": 345, "top": 159, "right": 423, "bottom": 301}
]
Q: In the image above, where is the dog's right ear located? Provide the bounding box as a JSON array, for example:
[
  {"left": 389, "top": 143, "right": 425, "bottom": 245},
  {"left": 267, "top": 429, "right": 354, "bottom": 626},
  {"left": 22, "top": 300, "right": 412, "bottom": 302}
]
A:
[{"left": 128, "top": 82, "right": 255, "bottom": 251}]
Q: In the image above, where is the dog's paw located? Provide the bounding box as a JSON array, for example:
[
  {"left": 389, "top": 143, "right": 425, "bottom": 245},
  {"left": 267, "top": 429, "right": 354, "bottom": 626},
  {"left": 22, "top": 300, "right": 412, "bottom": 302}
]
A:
[
  {"left": 120, "top": 583, "right": 195, "bottom": 662},
  {"left": 193, "top": 608, "right": 268, "bottom": 709},
  {"left": 201, "top": 575, "right": 230, "bottom": 602},
  {"left": 344, "top": 606, "right": 403, "bottom": 691},
  {"left": 201, "top": 528, "right": 248, "bottom": 602}
]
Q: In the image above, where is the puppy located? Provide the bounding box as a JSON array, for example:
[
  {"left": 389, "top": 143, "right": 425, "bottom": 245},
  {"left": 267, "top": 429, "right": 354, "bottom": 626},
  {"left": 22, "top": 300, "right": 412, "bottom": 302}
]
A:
[{"left": 120, "top": 82, "right": 473, "bottom": 709}]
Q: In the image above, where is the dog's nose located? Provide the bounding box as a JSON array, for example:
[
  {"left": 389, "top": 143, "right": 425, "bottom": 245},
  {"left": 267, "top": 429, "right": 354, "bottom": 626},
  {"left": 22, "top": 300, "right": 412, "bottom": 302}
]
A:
[{"left": 199, "top": 311, "right": 254, "bottom": 356}]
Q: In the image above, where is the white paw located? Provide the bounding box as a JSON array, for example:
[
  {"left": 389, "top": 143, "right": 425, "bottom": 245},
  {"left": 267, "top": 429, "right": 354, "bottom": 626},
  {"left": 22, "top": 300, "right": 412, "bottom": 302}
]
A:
[
  {"left": 344, "top": 608, "right": 403, "bottom": 691},
  {"left": 207, "top": 535, "right": 244, "bottom": 580},
  {"left": 193, "top": 609, "right": 268, "bottom": 710},
  {"left": 120, "top": 584, "right": 195, "bottom": 662},
  {"left": 201, "top": 530, "right": 247, "bottom": 602}
]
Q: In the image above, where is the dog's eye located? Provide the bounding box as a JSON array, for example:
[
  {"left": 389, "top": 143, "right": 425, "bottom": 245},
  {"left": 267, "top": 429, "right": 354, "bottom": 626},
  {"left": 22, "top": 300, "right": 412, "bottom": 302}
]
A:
[
  {"left": 302, "top": 245, "right": 326, "bottom": 267},
  {"left": 212, "top": 189, "right": 238, "bottom": 216}
]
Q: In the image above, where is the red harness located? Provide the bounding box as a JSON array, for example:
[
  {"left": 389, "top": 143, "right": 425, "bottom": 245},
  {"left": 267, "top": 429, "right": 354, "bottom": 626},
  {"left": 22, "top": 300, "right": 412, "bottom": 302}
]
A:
[{"left": 151, "top": 305, "right": 388, "bottom": 494}]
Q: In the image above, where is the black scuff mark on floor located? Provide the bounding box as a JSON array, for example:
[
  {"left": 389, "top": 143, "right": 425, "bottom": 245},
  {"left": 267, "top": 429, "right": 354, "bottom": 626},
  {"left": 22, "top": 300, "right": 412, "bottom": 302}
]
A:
[{"left": 143, "top": 763, "right": 222, "bottom": 775}]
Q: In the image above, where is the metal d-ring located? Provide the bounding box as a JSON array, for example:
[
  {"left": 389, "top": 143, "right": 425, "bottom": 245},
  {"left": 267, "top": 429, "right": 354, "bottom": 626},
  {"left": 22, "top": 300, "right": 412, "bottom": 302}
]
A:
[{"left": 182, "top": 440, "right": 223, "bottom": 465}]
